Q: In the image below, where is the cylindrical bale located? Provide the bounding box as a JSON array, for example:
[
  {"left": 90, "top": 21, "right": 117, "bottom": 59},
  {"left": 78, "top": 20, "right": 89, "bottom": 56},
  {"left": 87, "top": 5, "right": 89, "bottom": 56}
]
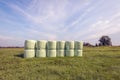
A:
[
  {"left": 24, "top": 40, "right": 36, "bottom": 49},
  {"left": 24, "top": 50, "right": 35, "bottom": 58},
  {"left": 57, "top": 41, "right": 65, "bottom": 50},
  {"left": 57, "top": 50, "right": 65, "bottom": 57},
  {"left": 65, "top": 41, "right": 74, "bottom": 50},
  {"left": 47, "top": 50, "right": 56, "bottom": 57},
  {"left": 36, "top": 49, "right": 46, "bottom": 57},
  {"left": 74, "top": 41, "right": 83, "bottom": 50},
  {"left": 74, "top": 50, "right": 83, "bottom": 56},
  {"left": 36, "top": 40, "right": 47, "bottom": 49},
  {"left": 47, "top": 41, "right": 56, "bottom": 50},
  {"left": 65, "top": 50, "right": 74, "bottom": 57}
]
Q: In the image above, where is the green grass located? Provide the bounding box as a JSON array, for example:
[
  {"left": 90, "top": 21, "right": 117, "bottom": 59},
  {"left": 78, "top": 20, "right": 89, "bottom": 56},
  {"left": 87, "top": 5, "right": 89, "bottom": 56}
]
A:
[{"left": 0, "top": 47, "right": 120, "bottom": 80}]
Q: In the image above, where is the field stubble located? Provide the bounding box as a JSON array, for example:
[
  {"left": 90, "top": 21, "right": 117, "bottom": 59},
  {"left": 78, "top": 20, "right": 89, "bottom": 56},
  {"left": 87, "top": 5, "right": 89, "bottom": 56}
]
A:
[{"left": 0, "top": 47, "right": 120, "bottom": 80}]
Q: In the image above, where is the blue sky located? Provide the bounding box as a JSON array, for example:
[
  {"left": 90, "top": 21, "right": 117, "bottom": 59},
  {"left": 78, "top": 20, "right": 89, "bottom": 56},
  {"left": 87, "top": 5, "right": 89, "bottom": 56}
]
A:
[{"left": 0, "top": 0, "right": 120, "bottom": 46}]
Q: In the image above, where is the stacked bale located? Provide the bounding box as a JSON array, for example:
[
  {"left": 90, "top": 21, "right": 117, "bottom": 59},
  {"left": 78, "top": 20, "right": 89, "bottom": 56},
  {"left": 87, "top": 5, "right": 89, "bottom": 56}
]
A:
[
  {"left": 24, "top": 40, "right": 83, "bottom": 58},
  {"left": 24, "top": 40, "right": 36, "bottom": 58},
  {"left": 57, "top": 41, "right": 65, "bottom": 57},
  {"left": 65, "top": 41, "right": 74, "bottom": 57},
  {"left": 36, "top": 40, "right": 47, "bottom": 57},
  {"left": 47, "top": 41, "right": 56, "bottom": 57},
  {"left": 74, "top": 41, "right": 83, "bottom": 56}
]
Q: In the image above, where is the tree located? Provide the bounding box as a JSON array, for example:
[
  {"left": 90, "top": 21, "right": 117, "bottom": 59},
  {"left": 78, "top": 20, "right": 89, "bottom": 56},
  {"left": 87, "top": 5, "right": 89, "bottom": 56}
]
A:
[{"left": 99, "top": 35, "right": 112, "bottom": 46}]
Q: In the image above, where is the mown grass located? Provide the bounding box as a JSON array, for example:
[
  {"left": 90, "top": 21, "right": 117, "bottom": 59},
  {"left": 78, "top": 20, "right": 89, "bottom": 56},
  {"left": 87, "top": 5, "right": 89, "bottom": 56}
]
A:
[{"left": 0, "top": 47, "right": 120, "bottom": 80}]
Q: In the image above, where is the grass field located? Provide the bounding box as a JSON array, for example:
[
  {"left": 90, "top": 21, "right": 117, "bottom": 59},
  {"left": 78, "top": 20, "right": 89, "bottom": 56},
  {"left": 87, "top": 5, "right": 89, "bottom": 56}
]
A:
[{"left": 0, "top": 47, "right": 120, "bottom": 80}]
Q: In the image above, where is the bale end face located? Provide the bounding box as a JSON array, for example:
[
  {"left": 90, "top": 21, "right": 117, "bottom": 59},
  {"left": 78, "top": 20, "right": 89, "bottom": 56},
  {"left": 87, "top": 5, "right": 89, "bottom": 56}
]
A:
[
  {"left": 24, "top": 50, "right": 35, "bottom": 58},
  {"left": 57, "top": 50, "right": 65, "bottom": 57},
  {"left": 47, "top": 50, "right": 56, "bottom": 57},
  {"left": 65, "top": 41, "right": 74, "bottom": 50},
  {"left": 47, "top": 41, "right": 57, "bottom": 50},
  {"left": 74, "top": 41, "right": 83, "bottom": 50},
  {"left": 24, "top": 40, "right": 36, "bottom": 49},
  {"left": 36, "top": 50, "right": 46, "bottom": 57},
  {"left": 57, "top": 41, "right": 65, "bottom": 50},
  {"left": 65, "top": 50, "right": 74, "bottom": 57},
  {"left": 74, "top": 50, "right": 83, "bottom": 56},
  {"left": 36, "top": 40, "right": 47, "bottom": 49}
]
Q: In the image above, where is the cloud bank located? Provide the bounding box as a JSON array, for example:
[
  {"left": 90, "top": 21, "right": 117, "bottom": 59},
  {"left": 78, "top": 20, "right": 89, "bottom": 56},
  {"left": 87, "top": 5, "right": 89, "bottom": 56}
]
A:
[{"left": 0, "top": 0, "right": 120, "bottom": 46}]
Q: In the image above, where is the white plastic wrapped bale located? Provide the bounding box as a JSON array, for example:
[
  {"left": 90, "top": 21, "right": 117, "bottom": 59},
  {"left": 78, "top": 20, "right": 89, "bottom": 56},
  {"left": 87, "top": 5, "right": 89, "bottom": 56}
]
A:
[
  {"left": 24, "top": 50, "right": 35, "bottom": 58},
  {"left": 74, "top": 50, "right": 83, "bottom": 56},
  {"left": 65, "top": 41, "right": 74, "bottom": 50},
  {"left": 36, "top": 40, "right": 47, "bottom": 50},
  {"left": 47, "top": 50, "right": 56, "bottom": 57},
  {"left": 57, "top": 41, "right": 65, "bottom": 50},
  {"left": 74, "top": 41, "right": 83, "bottom": 50},
  {"left": 57, "top": 50, "right": 65, "bottom": 57},
  {"left": 47, "top": 41, "right": 56, "bottom": 50},
  {"left": 24, "top": 40, "right": 36, "bottom": 49},
  {"left": 36, "top": 50, "right": 46, "bottom": 57},
  {"left": 65, "top": 50, "right": 74, "bottom": 57}
]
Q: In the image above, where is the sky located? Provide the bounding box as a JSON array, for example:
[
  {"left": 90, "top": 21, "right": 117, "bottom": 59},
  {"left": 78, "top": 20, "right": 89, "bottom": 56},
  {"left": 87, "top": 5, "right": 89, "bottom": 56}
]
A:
[{"left": 0, "top": 0, "right": 120, "bottom": 46}]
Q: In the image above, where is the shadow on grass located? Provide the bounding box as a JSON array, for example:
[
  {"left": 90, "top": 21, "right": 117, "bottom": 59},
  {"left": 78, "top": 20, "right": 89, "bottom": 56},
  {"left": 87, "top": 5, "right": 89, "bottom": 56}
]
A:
[{"left": 14, "top": 53, "right": 24, "bottom": 58}]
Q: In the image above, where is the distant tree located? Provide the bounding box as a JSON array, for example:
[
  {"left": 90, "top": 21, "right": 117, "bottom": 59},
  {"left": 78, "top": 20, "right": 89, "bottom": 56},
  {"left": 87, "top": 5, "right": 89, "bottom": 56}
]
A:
[
  {"left": 99, "top": 35, "right": 112, "bottom": 46},
  {"left": 95, "top": 43, "right": 98, "bottom": 47},
  {"left": 99, "top": 43, "right": 102, "bottom": 46},
  {"left": 84, "top": 42, "right": 94, "bottom": 47}
]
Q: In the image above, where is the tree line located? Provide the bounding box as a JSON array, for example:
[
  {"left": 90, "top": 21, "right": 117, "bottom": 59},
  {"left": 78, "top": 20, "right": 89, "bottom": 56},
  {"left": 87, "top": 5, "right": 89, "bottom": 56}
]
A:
[{"left": 84, "top": 35, "right": 112, "bottom": 47}]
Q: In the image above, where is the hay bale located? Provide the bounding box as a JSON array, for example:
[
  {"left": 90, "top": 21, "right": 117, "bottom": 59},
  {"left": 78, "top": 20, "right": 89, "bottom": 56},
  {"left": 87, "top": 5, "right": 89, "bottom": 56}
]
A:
[
  {"left": 36, "top": 49, "right": 46, "bottom": 57},
  {"left": 47, "top": 50, "right": 56, "bottom": 57},
  {"left": 75, "top": 41, "right": 83, "bottom": 50},
  {"left": 47, "top": 41, "right": 56, "bottom": 50},
  {"left": 57, "top": 50, "right": 65, "bottom": 57},
  {"left": 65, "top": 41, "right": 74, "bottom": 50},
  {"left": 74, "top": 50, "right": 83, "bottom": 56},
  {"left": 57, "top": 41, "right": 65, "bottom": 50},
  {"left": 24, "top": 50, "right": 35, "bottom": 58},
  {"left": 24, "top": 40, "right": 36, "bottom": 49},
  {"left": 65, "top": 50, "right": 74, "bottom": 57},
  {"left": 36, "top": 40, "right": 47, "bottom": 49}
]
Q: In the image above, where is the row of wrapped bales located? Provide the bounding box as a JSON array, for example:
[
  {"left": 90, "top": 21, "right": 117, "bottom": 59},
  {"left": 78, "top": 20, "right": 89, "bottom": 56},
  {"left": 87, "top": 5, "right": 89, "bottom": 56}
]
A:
[
  {"left": 24, "top": 40, "right": 83, "bottom": 50},
  {"left": 24, "top": 40, "right": 83, "bottom": 58}
]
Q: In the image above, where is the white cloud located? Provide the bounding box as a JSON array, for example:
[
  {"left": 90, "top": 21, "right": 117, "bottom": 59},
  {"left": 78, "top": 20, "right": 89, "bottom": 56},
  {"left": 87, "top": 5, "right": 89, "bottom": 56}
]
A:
[
  {"left": 83, "top": 12, "right": 120, "bottom": 40},
  {"left": 6, "top": 0, "right": 92, "bottom": 40}
]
